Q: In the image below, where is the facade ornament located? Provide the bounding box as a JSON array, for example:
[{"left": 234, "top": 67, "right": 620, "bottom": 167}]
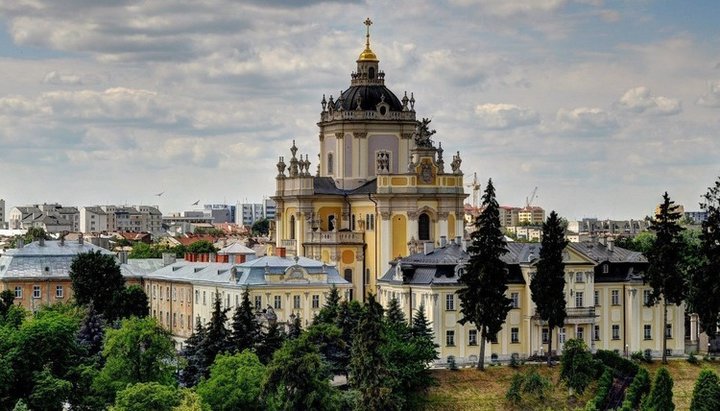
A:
[
  {"left": 413, "top": 118, "right": 436, "bottom": 148},
  {"left": 289, "top": 140, "right": 299, "bottom": 177},
  {"left": 355, "top": 95, "right": 362, "bottom": 110},
  {"left": 437, "top": 211, "right": 449, "bottom": 220},
  {"left": 401, "top": 132, "right": 413, "bottom": 140},
  {"left": 407, "top": 158, "right": 415, "bottom": 172},
  {"left": 321, "top": 94, "right": 327, "bottom": 112},
  {"left": 451, "top": 151, "right": 462, "bottom": 174},
  {"left": 327, "top": 95, "right": 334, "bottom": 112},
  {"left": 337, "top": 91, "right": 344, "bottom": 111},
  {"left": 380, "top": 211, "right": 391, "bottom": 220},
  {"left": 437, "top": 142, "right": 445, "bottom": 173},
  {"left": 353, "top": 132, "right": 367, "bottom": 139},
  {"left": 335, "top": 132, "right": 344, "bottom": 140},
  {"left": 316, "top": 153, "right": 321, "bottom": 176},
  {"left": 406, "top": 210, "right": 418, "bottom": 221},
  {"left": 376, "top": 151, "right": 390, "bottom": 173},
  {"left": 402, "top": 91, "right": 409, "bottom": 111},
  {"left": 409, "top": 92, "right": 415, "bottom": 111},
  {"left": 276, "top": 156, "right": 286, "bottom": 178}
]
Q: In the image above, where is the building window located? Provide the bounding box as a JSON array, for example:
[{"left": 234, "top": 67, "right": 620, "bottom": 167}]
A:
[
  {"left": 14, "top": 286, "right": 22, "bottom": 299},
  {"left": 445, "top": 294, "right": 455, "bottom": 311},
  {"left": 351, "top": 214, "right": 356, "bottom": 231},
  {"left": 418, "top": 213, "right": 431, "bottom": 241},
  {"left": 195, "top": 290, "right": 199, "bottom": 304},
  {"left": 469, "top": 330, "right": 478, "bottom": 346},
  {"left": 344, "top": 268, "right": 353, "bottom": 283},
  {"left": 612, "top": 325, "right": 620, "bottom": 340},
  {"left": 376, "top": 150, "right": 390, "bottom": 173},
  {"left": 33, "top": 285, "right": 41, "bottom": 299},
  {"left": 644, "top": 324, "right": 652, "bottom": 340},
  {"left": 160, "top": 311, "right": 163, "bottom": 324},
  {"left": 542, "top": 328, "right": 549, "bottom": 344},
  {"left": 153, "top": 285, "right": 157, "bottom": 299},
  {"left": 327, "top": 152, "right": 334, "bottom": 174},
  {"left": 293, "top": 295, "right": 301, "bottom": 309},
  {"left": 611, "top": 290, "right": 620, "bottom": 306},
  {"left": 575, "top": 291, "right": 584, "bottom": 308},
  {"left": 510, "top": 292, "right": 519, "bottom": 309},
  {"left": 365, "top": 213, "right": 375, "bottom": 231},
  {"left": 559, "top": 328, "right": 566, "bottom": 345},
  {"left": 255, "top": 295, "right": 262, "bottom": 310},
  {"left": 166, "top": 312, "right": 169, "bottom": 326},
  {"left": 594, "top": 290, "right": 600, "bottom": 307},
  {"left": 511, "top": 327, "right": 519, "bottom": 343},
  {"left": 446, "top": 330, "right": 455, "bottom": 346},
  {"left": 203, "top": 291, "right": 206, "bottom": 305},
  {"left": 577, "top": 326, "right": 584, "bottom": 340},
  {"left": 173, "top": 313, "right": 177, "bottom": 328},
  {"left": 55, "top": 285, "right": 63, "bottom": 299},
  {"left": 188, "top": 315, "right": 192, "bottom": 329},
  {"left": 665, "top": 324, "right": 672, "bottom": 339},
  {"left": 603, "top": 264, "right": 609, "bottom": 274},
  {"left": 594, "top": 325, "right": 600, "bottom": 341},
  {"left": 235, "top": 294, "right": 239, "bottom": 307},
  {"left": 274, "top": 296, "right": 282, "bottom": 309},
  {"left": 166, "top": 287, "right": 170, "bottom": 301},
  {"left": 643, "top": 289, "right": 651, "bottom": 306},
  {"left": 575, "top": 272, "right": 584, "bottom": 283},
  {"left": 180, "top": 314, "right": 184, "bottom": 328},
  {"left": 226, "top": 294, "right": 230, "bottom": 308},
  {"left": 312, "top": 295, "right": 320, "bottom": 309}
]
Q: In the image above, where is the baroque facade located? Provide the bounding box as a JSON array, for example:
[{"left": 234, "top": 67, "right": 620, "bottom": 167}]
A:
[{"left": 272, "top": 20, "right": 466, "bottom": 300}]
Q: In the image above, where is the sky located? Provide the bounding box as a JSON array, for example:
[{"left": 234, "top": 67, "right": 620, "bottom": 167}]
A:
[{"left": 0, "top": 0, "right": 719, "bottom": 220}]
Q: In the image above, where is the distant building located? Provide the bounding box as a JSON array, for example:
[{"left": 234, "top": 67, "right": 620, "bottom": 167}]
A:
[
  {"left": 204, "top": 204, "right": 236, "bottom": 224},
  {"left": 567, "top": 218, "right": 649, "bottom": 240},
  {"left": 79, "top": 206, "right": 109, "bottom": 233},
  {"left": 8, "top": 204, "right": 78, "bottom": 233},
  {"left": 236, "top": 198, "right": 276, "bottom": 226},
  {"left": 684, "top": 211, "right": 708, "bottom": 225},
  {"left": 0, "top": 199, "right": 5, "bottom": 229}
]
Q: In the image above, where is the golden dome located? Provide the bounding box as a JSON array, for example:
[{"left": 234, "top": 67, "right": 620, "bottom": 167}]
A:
[{"left": 357, "top": 17, "right": 379, "bottom": 62}]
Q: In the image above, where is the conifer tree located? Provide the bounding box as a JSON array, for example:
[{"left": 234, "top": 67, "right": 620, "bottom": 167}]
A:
[
  {"left": 689, "top": 177, "right": 720, "bottom": 338},
  {"left": 530, "top": 210, "right": 568, "bottom": 365},
  {"left": 314, "top": 285, "right": 341, "bottom": 325},
  {"left": 691, "top": 369, "right": 720, "bottom": 411},
  {"left": 643, "top": 367, "right": 674, "bottom": 411},
  {"left": 229, "top": 288, "right": 261, "bottom": 354},
  {"left": 457, "top": 178, "right": 511, "bottom": 370},
  {"left": 76, "top": 304, "right": 106, "bottom": 358},
  {"left": 179, "top": 317, "right": 207, "bottom": 387},
  {"left": 385, "top": 297, "right": 409, "bottom": 338},
  {"left": 645, "top": 192, "right": 685, "bottom": 363},
  {"left": 287, "top": 314, "right": 303, "bottom": 339},
  {"left": 257, "top": 321, "right": 285, "bottom": 364},
  {"left": 202, "top": 290, "right": 231, "bottom": 374}
]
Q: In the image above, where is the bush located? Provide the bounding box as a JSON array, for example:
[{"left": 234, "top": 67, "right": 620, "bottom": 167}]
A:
[
  {"left": 510, "top": 353, "right": 520, "bottom": 368},
  {"left": 643, "top": 367, "right": 674, "bottom": 411},
  {"left": 594, "top": 350, "right": 639, "bottom": 377},
  {"left": 621, "top": 368, "right": 650, "bottom": 410},
  {"left": 505, "top": 373, "right": 523, "bottom": 404},
  {"left": 631, "top": 351, "right": 644, "bottom": 362},
  {"left": 643, "top": 349, "right": 653, "bottom": 364},
  {"left": 561, "top": 338, "right": 595, "bottom": 394},
  {"left": 690, "top": 369, "right": 720, "bottom": 411},
  {"left": 590, "top": 367, "right": 613, "bottom": 411},
  {"left": 688, "top": 352, "right": 700, "bottom": 365},
  {"left": 447, "top": 355, "right": 458, "bottom": 371},
  {"left": 523, "top": 369, "right": 551, "bottom": 400}
]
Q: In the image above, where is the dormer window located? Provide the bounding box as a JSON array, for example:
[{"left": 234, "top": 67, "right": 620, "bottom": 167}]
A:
[{"left": 603, "top": 264, "right": 609, "bottom": 274}]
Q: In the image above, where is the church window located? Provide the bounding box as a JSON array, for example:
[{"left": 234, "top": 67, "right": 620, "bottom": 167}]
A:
[
  {"left": 368, "top": 67, "right": 375, "bottom": 79},
  {"left": 344, "top": 268, "right": 353, "bottom": 283},
  {"left": 376, "top": 150, "right": 391, "bottom": 173},
  {"left": 327, "top": 152, "right": 334, "bottom": 174},
  {"left": 289, "top": 215, "right": 296, "bottom": 239},
  {"left": 365, "top": 214, "right": 375, "bottom": 230},
  {"left": 418, "top": 213, "right": 431, "bottom": 241}
]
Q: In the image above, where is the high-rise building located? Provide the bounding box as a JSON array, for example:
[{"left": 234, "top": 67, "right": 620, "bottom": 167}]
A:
[
  {"left": 0, "top": 199, "right": 5, "bottom": 229},
  {"left": 236, "top": 199, "right": 275, "bottom": 226}
]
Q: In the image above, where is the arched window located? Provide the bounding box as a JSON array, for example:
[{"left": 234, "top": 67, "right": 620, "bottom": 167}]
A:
[
  {"left": 289, "top": 215, "right": 296, "bottom": 239},
  {"left": 418, "top": 212, "right": 430, "bottom": 241},
  {"left": 344, "top": 268, "right": 353, "bottom": 283},
  {"left": 368, "top": 67, "right": 375, "bottom": 79},
  {"left": 327, "top": 152, "right": 334, "bottom": 174}
]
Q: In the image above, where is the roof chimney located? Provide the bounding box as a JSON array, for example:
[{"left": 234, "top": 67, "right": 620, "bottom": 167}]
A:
[
  {"left": 78, "top": 233, "right": 84, "bottom": 245},
  {"left": 455, "top": 236, "right": 462, "bottom": 245},
  {"left": 16, "top": 238, "right": 24, "bottom": 249},
  {"left": 439, "top": 236, "right": 447, "bottom": 247},
  {"left": 423, "top": 242, "right": 434, "bottom": 255},
  {"left": 39, "top": 237, "right": 45, "bottom": 246},
  {"left": 607, "top": 237, "right": 615, "bottom": 252},
  {"left": 118, "top": 250, "right": 129, "bottom": 264},
  {"left": 162, "top": 252, "right": 176, "bottom": 266}
]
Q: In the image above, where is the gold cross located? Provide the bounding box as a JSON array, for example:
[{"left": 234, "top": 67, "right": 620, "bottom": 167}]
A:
[{"left": 364, "top": 18, "right": 373, "bottom": 47}]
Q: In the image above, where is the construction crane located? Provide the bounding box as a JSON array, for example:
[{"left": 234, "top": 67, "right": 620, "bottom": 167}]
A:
[
  {"left": 466, "top": 172, "right": 481, "bottom": 208},
  {"left": 525, "top": 186, "right": 538, "bottom": 208}
]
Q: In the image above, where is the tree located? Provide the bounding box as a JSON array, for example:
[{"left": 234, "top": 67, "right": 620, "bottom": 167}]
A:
[
  {"left": 645, "top": 192, "right": 685, "bottom": 364},
  {"left": 128, "top": 243, "right": 163, "bottom": 259},
  {"left": 643, "top": 367, "right": 674, "bottom": 411},
  {"left": 111, "top": 382, "right": 180, "bottom": 411},
  {"left": 94, "top": 317, "right": 176, "bottom": 404},
  {"left": 229, "top": 289, "right": 261, "bottom": 354},
  {"left": 69, "top": 250, "right": 126, "bottom": 321},
  {"left": 457, "top": 178, "right": 511, "bottom": 370},
  {"left": 689, "top": 177, "right": 720, "bottom": 338},
  {"left": 314, "top": 285, "right": 341, "bottom": 325},
  {"left": 0, "top": 289, "right": 15, "bottom": 319},
  {"left": 196, "top": 351, "right": 265, "bottom": 411},
  {"left": 559, "top": 338, "right": 594, "bottom": 394},
  {"left": 28, "top": 367, "right": 73, "bottom": 411},
  {"left": 305, "top": 323, "right": 345, "bottom": 376},
  {"left": 385, "top": 298, "right": 409, "bottom": 337},
  {"left": 200, "top": 290, "right": 231, "bottom": 376},
  {"left": 287, "top": 314, "right": 303, "bottom": 339},
  {"left": 251, "top": 218, "right": 270, "bottom": 236},
  {"left": 622, "top": 368, "right": 651, "bottom": 411},
  {"left": 349, "top": 294, "right": 396, "bottom": 409},
  {"left": 179, "top": 318, "right": 207, "bottom": 388},
  {"left": 115, "top": 285, "right": 150, "bottom": 319},
  {"left": 690, "top": 369, "right": 720, "bottom": 411},
  {"left": 186, "top": 241, "right": 217, "bottom": 254},
  {"left": 531, "top": 210, "right": 568, "bottom": 365},
  {"left": 174, "top": 389, "right": 210, "bottom": 411},
  {"left": 263, "top": 335, "right": 340, "bottom": 411},
  {"left": 77, "top": 304, "right": 106, "bottom": 358},
  {"left": 257, "top": 321, "right": 286, "bottom": 365}
]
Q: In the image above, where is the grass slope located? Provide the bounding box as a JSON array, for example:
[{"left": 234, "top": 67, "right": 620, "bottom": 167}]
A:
[{"left": 425, "top": 360, "right": 720, "bottom": 410}]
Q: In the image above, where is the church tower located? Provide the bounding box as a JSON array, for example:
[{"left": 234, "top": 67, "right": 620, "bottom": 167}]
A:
[{"left": 273, "top": 20, "right": 467, "bottom": 302}]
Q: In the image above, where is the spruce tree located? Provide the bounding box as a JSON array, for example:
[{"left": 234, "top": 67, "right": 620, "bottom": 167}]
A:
[
  {"left": 385, "top": 297, "right": 409, "bottom": 338},
  {"left": 229, "top": 288, "right": 261, "bottom": 354},
  {"left": 643, "top": 367, "right": 674, "bottom": 411},
  {"left": 314, "top": 285, "right": 341, "bottom": 325},
  {"left": 690, "top": 177, "right": 720, "bottom": 338},
  {"left": 457, "top": 178, "right": 511, "bottom": 370},
  {"left": 287, "top": 314, "right": 303, "bottom": 340},
  {"left": 530, "top": 210, "right": 568, "bottom": 365},
  {"left": 645, "top": 192, "right": 685, "bottom": 364},
  {"left": 179, "top": 317, "right": 207, "bottom": 387},
  {"left": 691, "top": 369, "right": 720, "bottom": 411},
  {"left": 77, "top": 304, "right": 106, "bottom": 358},
  {"left": 257, "top": 321, "right": 285, "bottom": 364},
  {"left": 350, "top": 294, "right": 395, "bottom": 409},
  {"left": 202, "top": 290, "right": 231, "bottom": 374}
]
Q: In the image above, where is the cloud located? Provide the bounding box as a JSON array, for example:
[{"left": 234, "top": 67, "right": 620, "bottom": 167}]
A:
[
  {"left": 616, "top": 86, "right": 681, "bottom": 116},
  {"left": 697, "top": 81, "right": 720, "bottom": 107},
  {"left": 42, "top": 71, "right": 83, "bottom": 85},
  {"left": 474, "top": 103, "right": 539, "bottom": 129},
  {"left": 450, "top": 0, "right": 568, "bottom": 16},
  {"left": 555, "top": 107, "right": 618, "bottom": 135}
]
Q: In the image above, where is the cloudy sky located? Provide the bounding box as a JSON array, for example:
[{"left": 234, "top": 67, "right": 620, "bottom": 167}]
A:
[{"left": 0, "top": 0, "right": 718, "bottom": 220}]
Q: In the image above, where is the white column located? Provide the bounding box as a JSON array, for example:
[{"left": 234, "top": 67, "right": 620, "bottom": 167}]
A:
[
  {"left": 380, "top": 214, "right": 391, "bottom": 274},
  {"left": 438, "top": 214, "right": 449, "bottom": 240},
  {"left": 295, "top": 213, "right": 304, "bottom": 256}
]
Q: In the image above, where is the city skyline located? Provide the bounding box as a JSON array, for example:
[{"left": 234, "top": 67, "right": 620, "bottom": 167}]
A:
[{"left": 1, "top": 1, "right": 718, "bottom": 219}]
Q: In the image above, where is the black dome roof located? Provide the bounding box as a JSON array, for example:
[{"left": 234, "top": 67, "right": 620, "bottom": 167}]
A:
[{"left": 334, "top": 85, "right": 403, "bottom": 112}]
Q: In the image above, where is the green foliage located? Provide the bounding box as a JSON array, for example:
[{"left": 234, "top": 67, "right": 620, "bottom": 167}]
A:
[
  {"left": 447, "top": 355, "right": 458, "bottom": 370},
  {"left": 263, "top": 334, "right": 340, "bottom": 411},
  {"left": 457, "top": 178, "right": 511, "bottom": 370},
  {"left": 94, "top": 317, "right": 176, "bottom": 404},
  {"left": 114, "top": 285, "right": 150, "bottom": 319},
  {"left": 186, "top": 240, "right": 217, "bottom": 254},
  {"left": 201, "top": 290, "right": 231, "bottom": 374},
  {"left": 506, "top": 372, "right": 523, "bottom": 404},
  {"left": 385, "top": 298, "right": 408, "bottom": 335},
  {"left": 643, "top": 367, "right": 674, "bottom": 411},
  {"left": 251, "top": 218, "right": 270, "bottom": 236},
  {"left": 0, "top": 289, "right": 15, "bottom": 319},
  {"left": 10, "top": 227, "right": 50, "bottom": 248},
  {"left": 180, "top": 318, "right": 207, "bottom": 388},
  {"left": 12, "top": 400, "right": 29, "bottom": 411},
  {"left": 531, "top": 211, "right": 569, "bottom": 364},
  {"left": 560, "top": 338, "right": 595, "bottom": 394},
  {"left": 587, "top": 367, "right": 613, "bottom": 411},
  {"left": 304, "top": 323, "right": 344, "bottom": 376},
  {"left": 69, "top": 250, "right": 126, "bottom": 321},
  {"left": 632, "top": 351, "right": 645, "bottom": 362},
  {"left": 196, "top": 351, "right": 265, "bottom": 411},
  {"left": 28, "top": 367, "right": 73, "bottom": 411},
  {"left": 690, "top": 369, "right": 720, "bottom": 411},
  {"left": 111, "top": 382, "right": 180, "bottom": 411},
  {"left": 622, "top": 368, "right": 651, "bottom": 411},
  {"left": 594, "top": 350, "right": 639, "bottom": 377},
  {"left": 690, "top": 176, "right": 720, "bottom": 337},
  {"left": 257, "top": 321, "right": 286, "bottom": 365},
  {"left": 174, "top": 388, "right": 210, "bottom": 411},
  {"left": 287, "top": 314, "right": 303, "bottom": 339},
  {"left": 522, "top": 369, "right": 552, "bottom": 400},
  {"left": 314, "top": 285, "right": 341, "bottom": 325},
  {"left": 688, "top": 352, "right": 700, "bottom": 365},
  {"left": 229, "top": 289, "right": 261, "bottom": 355},
  {"left": 128, "top": 242, "right": 163, "bottom": 258}
]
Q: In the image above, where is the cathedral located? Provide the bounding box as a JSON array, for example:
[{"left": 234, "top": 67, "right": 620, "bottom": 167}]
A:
[{"left": 272, "top": 19, "right": 467, "bottom": 300}]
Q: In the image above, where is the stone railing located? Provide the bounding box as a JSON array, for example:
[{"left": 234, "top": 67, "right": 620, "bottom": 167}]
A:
[
  {"left": 320, "top": 110, "right": 416, "bottom": 122},
  {"left": 304, "top": 230, "right": 364, "bottom": 244}
]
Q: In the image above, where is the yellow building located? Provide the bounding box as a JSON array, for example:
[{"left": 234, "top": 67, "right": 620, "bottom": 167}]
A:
[
  {"left": 273, "top": 20, "right": 466, "bottom": 300},
  {"left": 378, "top": 239, "right": 686, "bottom": 365}
]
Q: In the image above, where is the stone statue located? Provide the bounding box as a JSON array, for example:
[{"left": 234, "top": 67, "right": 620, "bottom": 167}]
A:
[
  {"left": 451, "top": 151, "right": 462, "bottom": 174},
  {"left": 413, "top": 118, "right": 436, "bottom": 148}
]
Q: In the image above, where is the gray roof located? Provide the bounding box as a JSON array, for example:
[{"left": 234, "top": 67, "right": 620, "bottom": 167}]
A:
[
  {"left": 0, "top": 240, "right": 114, "bottom": 279},
  {"left": 143, "top": 255, "right": 350, "bottom": 288},
  {"left": 120, "top": 258, "right": 168, "bottom": 278},
  {"left": 313, "top": 177, "right": 377, "bottom": 196}
]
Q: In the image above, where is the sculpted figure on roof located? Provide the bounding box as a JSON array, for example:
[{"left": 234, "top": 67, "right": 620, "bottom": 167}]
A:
[{"left": 414, "top": 118, "right": 436, "bottom": 148}]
